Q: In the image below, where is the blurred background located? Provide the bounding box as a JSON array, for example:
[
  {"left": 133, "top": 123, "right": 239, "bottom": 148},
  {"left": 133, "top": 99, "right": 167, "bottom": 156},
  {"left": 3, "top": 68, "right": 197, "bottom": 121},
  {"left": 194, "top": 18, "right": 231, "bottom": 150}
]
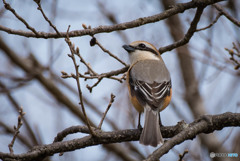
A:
[{"left": 0, "top": 0, "right": 240, "bottom": 160}]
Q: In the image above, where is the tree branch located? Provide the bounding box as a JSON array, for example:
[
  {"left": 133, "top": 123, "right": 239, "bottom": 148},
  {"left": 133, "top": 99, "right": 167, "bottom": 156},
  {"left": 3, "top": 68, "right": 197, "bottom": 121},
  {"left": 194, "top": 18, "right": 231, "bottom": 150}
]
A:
[
  {"left": 0, "top": 112, "right": 239, "bottom": 161},
  {"left": 0, "top": 0, "right": 223, "bottom": 39},
  {"left": 145, "top": 112, "right": 240, "bottom": 161},
  {"left": 196, "top": 12, "right": 222, "bottom": 32},
  {"left": 158, "top": 6, "right": 204, "bottom": 53},
  {"left": 2, "top": 0, "right": 39, "bottom": 36},
  {"left": 0, "top": 36, "right": 135, "bottom": 161},
  {"left": 214, "top": 4, "right": 240, "bottom": 27},
  {"left": 98, "top": 93, "right": 116, "bottom": 129},
  {"left": 0, "top": 36, "right": 90, "bottom": 125},
  {"left": 89, "top": 36, "right": 128, "bottom": 66},
  {"left": 65, "top": 26, "right": 95, "bottom": 136},
  {"left": 8, "top": 107, "right": 25, "bottom": 154},
  {"left": 34, "top": 0, "right": 61, "bottom": 36}
]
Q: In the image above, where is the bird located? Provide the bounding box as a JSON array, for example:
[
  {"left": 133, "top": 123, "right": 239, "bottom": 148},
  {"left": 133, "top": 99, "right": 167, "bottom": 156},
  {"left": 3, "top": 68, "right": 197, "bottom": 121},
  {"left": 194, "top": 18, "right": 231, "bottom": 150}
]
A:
[{"left": 123, "top": 41, "right": 172, "bottom": 147}]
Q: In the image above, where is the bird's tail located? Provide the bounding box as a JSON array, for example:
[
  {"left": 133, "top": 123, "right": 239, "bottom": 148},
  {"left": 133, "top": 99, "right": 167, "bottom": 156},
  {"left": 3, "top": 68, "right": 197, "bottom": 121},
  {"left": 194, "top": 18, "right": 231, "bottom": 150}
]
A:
[{"left": 139, "top": 106, "right": 163, "bottom": 147}]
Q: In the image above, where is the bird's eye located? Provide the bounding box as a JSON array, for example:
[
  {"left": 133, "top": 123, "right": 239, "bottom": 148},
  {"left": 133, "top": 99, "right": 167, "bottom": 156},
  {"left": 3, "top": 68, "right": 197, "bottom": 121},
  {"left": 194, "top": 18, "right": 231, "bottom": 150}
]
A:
[{"left": 138, "top": 43, "right": 146, "bottom": 48}]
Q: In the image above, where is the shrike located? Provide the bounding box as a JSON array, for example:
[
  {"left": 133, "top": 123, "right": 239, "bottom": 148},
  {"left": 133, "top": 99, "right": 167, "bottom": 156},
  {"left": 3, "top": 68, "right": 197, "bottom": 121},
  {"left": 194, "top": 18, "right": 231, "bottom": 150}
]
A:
[{"left": 123, "top": 41, "right": 172, "bottom": 147}]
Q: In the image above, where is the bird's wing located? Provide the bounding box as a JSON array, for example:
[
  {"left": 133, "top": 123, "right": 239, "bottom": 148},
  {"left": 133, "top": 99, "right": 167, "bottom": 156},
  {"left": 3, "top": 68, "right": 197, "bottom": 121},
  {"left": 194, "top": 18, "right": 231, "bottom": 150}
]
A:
[
  {"left": 128, "top": 60, "right": 171, "bottom": 110},
  {"left": 129, "top": 76, "right": 171, "bottom": 110}
]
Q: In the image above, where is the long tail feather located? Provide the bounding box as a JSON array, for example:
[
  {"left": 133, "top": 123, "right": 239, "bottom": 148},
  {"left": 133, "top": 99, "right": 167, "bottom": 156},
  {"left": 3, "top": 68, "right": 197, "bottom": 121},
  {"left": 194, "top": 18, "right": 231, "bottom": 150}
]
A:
[{"left": 139, "top": 106, "right": 163, "bottom": 147}]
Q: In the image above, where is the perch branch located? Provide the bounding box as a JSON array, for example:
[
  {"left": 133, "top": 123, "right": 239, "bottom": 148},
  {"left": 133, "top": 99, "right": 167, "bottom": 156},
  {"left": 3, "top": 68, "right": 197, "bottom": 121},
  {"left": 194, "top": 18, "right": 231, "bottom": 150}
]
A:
[{"left": 0, "top": 112, "right": 239, "bottom": 161}]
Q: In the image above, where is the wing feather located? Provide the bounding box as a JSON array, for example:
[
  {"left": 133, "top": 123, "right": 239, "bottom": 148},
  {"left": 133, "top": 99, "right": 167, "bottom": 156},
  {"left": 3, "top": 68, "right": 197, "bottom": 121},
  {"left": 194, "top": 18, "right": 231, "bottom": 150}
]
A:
[{"left": 129, "top": 73, "right": 171, "bottom": 110}]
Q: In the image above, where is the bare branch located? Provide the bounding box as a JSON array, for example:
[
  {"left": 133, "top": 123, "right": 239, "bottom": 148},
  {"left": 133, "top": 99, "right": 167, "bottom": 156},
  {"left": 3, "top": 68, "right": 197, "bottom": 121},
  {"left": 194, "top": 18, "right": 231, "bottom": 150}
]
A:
[
  {"left": 196, "top": 12, "right": 222, "bottom": 32},
  {"left": 225, "top": 42, "right": 240, "bottom": 70},
  {"left": 0, "top": 112, "right": 239, "bottom": 161},
  {"left": 159, "top": 7, "right": 205, "bottom": 53},
  {"left": 0, "top": 81, "right": 39, "bottom": 147},
  {"left": 8, "top": 107, "right": 25, "bottom": 154},
  {"left": 61, "top": 30, "right": 127, "bottom": 92},
  {"left": 61, "top": 66, "right": 127, "bottom": 82},
  {"left": 0, "top": 36, "right": 91, "bottom": 126},
  {"left": 214, "top": 4, "right": 240, "bottom": 27},
  {"left": 53, "top": 126, "right": 90, "bottom": 143},
  {"left": 34, "top": 0, "right": 61, "bottom": 36},
  {"left": 65, "top": 26, "right": 95, "bottom": 136},
  {"left": 161, "top": 1, "right": 229, "bottom": 160},
  {"left": 178, "top": 149, "right": 189, "bottom": 161},
  {"left": 0, "top": 0, "right": 224, "bottom": 39},
  {"left": 75, "top": 46, "right": 98, "bottom": 76},
  {"left": 61, "top": 65, "right": 128, "bottom": 92},
  {"left": 2, "top": 0, "right": 39, "bottom": 36},
  {"left": 98, "top": 93, "right": 115, "bottom": 129},
  {"left": 145, "top": 112, "right": 240, "bottom": 161},
  {"left": 0, "top": 121, "right": 33, "bottom": 150},
  {"left": 89, "top": 36, "right": 128, "bottom": 66},
  {"left": 86, "top": 77, "right": 103, "bottom": 93}
]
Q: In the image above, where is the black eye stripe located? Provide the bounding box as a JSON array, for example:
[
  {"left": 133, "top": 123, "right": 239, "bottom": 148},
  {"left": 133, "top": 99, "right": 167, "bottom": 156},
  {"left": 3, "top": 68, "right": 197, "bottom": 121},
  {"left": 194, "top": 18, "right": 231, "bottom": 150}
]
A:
[{"left": 134, "top": 46, "right": 159, "bottom": 56}]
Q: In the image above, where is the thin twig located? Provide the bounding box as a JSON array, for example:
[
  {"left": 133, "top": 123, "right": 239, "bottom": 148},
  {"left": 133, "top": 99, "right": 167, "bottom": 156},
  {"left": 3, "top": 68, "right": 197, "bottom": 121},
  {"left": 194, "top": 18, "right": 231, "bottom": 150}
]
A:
[
  {"left": 62, "top": 71, "right": 123, "bottom": 82},
  {"left": 0, "top": 36, "right": 94, "bottom": 130},
  {"left": 65, "top": 26, "right": 95, "bottom": 136},
  {"left": 34, "top": 0, "right": 61, "bottom": 36},
  {"left": 225, "top": 42, "right": 240, "bottom": 70},
  {"left": 8, "top": 107, "right": 26, "bottom": 154},
  {"left": 89, "top": 36, "right": 127, "bottom": 66},
  {"left": 75, "top": 46, "right": 98, "bottom": 76},
  {"left": 2, "top": 0, "right": 39, "bottom": 36},
  {"left": 95, "top": 38, "right": 127, "bottom": 66},
  {"left": 80, "top": 73, "right": 123, "bottom": 82},
  {"left": 0, "top": 81, "right": 38, "bottom": 147},
  {"left": 196, "top": 12, "right": 222, "bottom": 32},
  {"left": 62, "top": 71, "right": 123, "bottom": 92},
  {"left": 62, "top": 42, "right": 124, "bottom": 92},
  {"left": 61, "top": 65, "right": 129, "bottom": 91},
  {"left": 82, "top": 24, "right": 127, "bottom": 66},
  {"left": 80, "top": 65, "right": 129, "bottom": 81},
  {"left": 98, "top": 94, "right": 115, "bottom": 129},
  {"left": 214, "top": 4, "right": 240, "bottom": 27},
  {"left": 178, "top": 149, "right": 189, "bottom": 161},
  {"left": 86, "top": 77, "right": 103, "bottom": 93},
  {"left": 88, "top": 65, "right": 129, "bottom": 78}
]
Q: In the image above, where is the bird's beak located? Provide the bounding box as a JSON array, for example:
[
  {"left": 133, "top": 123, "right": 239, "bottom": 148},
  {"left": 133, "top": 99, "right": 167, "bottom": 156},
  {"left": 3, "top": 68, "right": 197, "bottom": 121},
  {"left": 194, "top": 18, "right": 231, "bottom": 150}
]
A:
[{"left": 122, "top": 45, "right": 135, "bottom": 53}]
